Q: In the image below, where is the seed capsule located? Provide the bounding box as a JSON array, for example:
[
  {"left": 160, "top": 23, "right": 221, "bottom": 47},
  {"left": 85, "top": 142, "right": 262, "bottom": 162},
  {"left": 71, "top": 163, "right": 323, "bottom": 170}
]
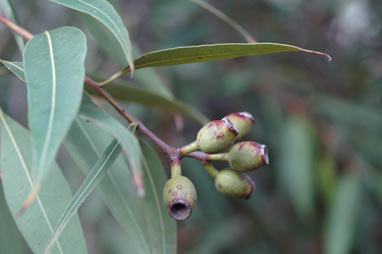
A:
[
  {"left": 196, "top": 119, "right": 238, "bottom": 153},
  {"left": 215, "top": 169, "right": 255, "bottom": 199},
  {"left": 223, "top": 112, "right": 254, "bottom": 140},
  {"left": 228, "top": 141, "right": 269, "bottom": 172},
  {"left": 162, "top": 176, "right": 197, "bottom": 221}
]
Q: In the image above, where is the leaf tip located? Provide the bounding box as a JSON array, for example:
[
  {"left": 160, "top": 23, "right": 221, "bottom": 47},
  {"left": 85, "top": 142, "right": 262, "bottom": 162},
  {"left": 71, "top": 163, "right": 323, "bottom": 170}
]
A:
[
  {"left": 133, "top": 173, "right": 145, "bottom": 197},
  {"left": 297, "top": 46, "right": 332, "bottom": 62},
  {"left": 129, "top": 63, "right": 135, "bottom": 80}
]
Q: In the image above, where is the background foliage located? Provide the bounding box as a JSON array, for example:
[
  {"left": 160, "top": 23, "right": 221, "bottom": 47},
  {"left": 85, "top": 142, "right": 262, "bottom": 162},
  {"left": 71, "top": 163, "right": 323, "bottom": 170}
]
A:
[{"left": 0, "top": 0, "right": 381, "bottom": 253}]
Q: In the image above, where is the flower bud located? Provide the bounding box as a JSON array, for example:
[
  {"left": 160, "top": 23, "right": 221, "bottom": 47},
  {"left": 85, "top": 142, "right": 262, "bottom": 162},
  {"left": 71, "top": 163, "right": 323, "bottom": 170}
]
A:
[
  {"left": 196, "top": 119, "right": 238, "bottom": 153},
  {"left": 215, "top": 169, "right": 255, "bottom": 199},
  {"left": 162, "top": 176, "right": 197, "bottom": 221},
  {"left": 228, "top": 141, "right": 269, "bottom": 172},
  {"left": 223, "top": 112, "right": 254, "bottom": 140}
]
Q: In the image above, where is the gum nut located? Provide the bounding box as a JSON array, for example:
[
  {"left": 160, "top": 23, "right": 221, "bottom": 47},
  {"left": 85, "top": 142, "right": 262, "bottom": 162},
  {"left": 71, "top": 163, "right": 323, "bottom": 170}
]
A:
[
  {"left": 162, "top": 176, "right": 197, "bottom": 221},
  {"left": 228, "top": 141, "right": 269, "bottom": 172},
  {"left": 215, "top": 169, "right": 255, "bottom": 199},
  {"left": 223, "top": 112, "right": 254, "bottom": 139},
  {"left": 196, "top": 119, "right": 238, "bottom": 153}
]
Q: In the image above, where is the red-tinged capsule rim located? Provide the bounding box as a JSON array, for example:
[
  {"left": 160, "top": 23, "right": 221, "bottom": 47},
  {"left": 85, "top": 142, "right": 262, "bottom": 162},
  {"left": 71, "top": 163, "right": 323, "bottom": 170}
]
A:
[
  {"left": 222, "top": 117, "right": 239, "bottom": 136},
  {"left": 238, "top": 112, "right": 255, "bottom": 123},
  {"left": 260, "top": 144, "right": 269, "bottom": 165},
  {"left": 242, "top": 174, "right": 255, "bottom": 199}
]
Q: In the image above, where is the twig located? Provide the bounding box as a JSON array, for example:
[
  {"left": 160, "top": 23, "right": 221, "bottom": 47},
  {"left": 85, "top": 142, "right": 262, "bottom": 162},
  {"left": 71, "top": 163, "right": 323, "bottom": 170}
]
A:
[{"left": 0, "top": 15, "right": 32, "bottom": 40}]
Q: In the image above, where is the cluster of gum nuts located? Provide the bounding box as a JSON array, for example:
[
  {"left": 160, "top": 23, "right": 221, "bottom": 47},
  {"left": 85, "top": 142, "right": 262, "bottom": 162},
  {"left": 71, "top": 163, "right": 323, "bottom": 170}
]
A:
[{"left": 162, "top": 112, "right": 269, "bottom": 221}]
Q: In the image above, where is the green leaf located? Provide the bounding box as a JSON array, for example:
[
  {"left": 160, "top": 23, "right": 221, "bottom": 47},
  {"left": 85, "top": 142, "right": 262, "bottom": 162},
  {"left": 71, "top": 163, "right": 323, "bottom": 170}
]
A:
[
  {"left": 317, "top": 154, "right": 337, "bottom": 205},
  {"left": 140, "top": 140, "right": 177, "bottom": 254},
  {"left": 0, "top": 0, "right": 24, "bottom": 52},
  {"left": 80, "top": 12, "right": 128, "bottom": 67},
  {"left": 78, "top": 93, "right": 142, "bottom": 193},
  {"left": 102, "top": 43, "right": 331, "bottom": 84},
  {"left": 65, "top": 118, "right": 151, "bottom": 253},
  {"left": 86, "top": 82, "right": 209, "bottom": 124},
  {"left": 50, "top": 0, "right": 134, "bottom": 73},
  {"left": 279, "top": 116, "right": 315, "bottom": 219},
  {"left": 0, "top": 182, "right": 25, "bottom": 254},
  {"left": 0, "top": 109, "right": 87, "bottom": 254},
  {"left": 324, "top": 174, "right": 362, "bottom": 254},
  {"left": 65, "top": 119, "right": 176, "bottom": 253},
  {"left": 0, "top": 59, "right": 25, "bottom": 82},
  {"left": 24, "top": 27, "right": 86, "bottom": 198},
  {"left": 45, "top": 139, "right": 121, "bottom": 254}
]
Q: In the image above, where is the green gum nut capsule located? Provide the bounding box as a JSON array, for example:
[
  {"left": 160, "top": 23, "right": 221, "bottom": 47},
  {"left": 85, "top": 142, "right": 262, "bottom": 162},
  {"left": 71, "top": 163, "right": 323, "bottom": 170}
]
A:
[
  {"left": 162, "top": 176, "right": 197, "bottom": 221},
  {"left": 228, "top": 141, "right": 269, "bottom": 172},
  {"left": 223, "top": 112, "right": 255, "bottom": 140},
  {"left": 196, "top": 118, "right": 239, "bottom": 153},
  {"left": 215, "top": 169, "right": 255, "bottom": 199}
]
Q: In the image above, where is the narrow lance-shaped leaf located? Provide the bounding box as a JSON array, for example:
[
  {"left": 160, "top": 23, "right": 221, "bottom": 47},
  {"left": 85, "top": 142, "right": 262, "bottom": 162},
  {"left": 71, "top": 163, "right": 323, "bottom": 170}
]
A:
[
  {"left": 50, "top": 0, "right": 134, "bottom": 74},
  {"left": 0, "top": 59, "right": 25, "bottom": 82},
  {"left": 101, "top": 43, "right": 331, "bottom": 85},
  {"left": 0, "top": 0, "right": 24, "bottom": 52},
  {"left": 324, "top": 174, "right": 362, "bottom": 254},
  {"left": 79, "top": 93, "right": 143, "bottom": 195},
  {"left": 279, "top": 116, "right": 315, "bottom": 219},
  {"left": 23, "top": 26, "right": 86, "bottom": 209},
  {"left": 0, "top": 109, "right": 87, "bottom": 254},
  {"left": 140, "top": 140, "right": 177, "bottom": 254},
  {"left": 45, "top": 139, "right": 121, "bottom": 254},
  {"left": 65, "top": 118, "right": 176, "bottom": 253}
]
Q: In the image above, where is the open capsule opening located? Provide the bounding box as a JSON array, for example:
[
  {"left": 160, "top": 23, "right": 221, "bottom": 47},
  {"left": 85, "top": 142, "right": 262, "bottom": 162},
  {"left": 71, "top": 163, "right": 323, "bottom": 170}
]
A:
[{"left": 168, "top": 198, "right": 193, "bottom": 221}]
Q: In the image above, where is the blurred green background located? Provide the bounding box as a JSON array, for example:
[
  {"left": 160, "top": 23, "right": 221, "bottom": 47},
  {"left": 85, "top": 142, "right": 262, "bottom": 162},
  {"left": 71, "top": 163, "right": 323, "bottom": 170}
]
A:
[{"left": 0, "top": 0, "right": 381, "bottom": 253}]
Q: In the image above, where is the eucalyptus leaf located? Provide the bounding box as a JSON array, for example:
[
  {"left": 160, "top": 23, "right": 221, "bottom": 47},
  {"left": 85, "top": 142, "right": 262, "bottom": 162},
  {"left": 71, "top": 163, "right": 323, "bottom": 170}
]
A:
[
  {"left": 279, "top": 116, "right": 315, "bottom": 219},
  {"left": 0, "top": 109, "right": 87, "bottom": 254},
  {"left": 102, "top": 43, "right": 331, "bottom": 84},
  {"left": 24, "top": 27, "right": 86, "bottom": 199},
  {"left": 324, "top": 174, "right": 362, "bottom": 254},
  {"left": 140, "top": 140, "right": 177, "bottom": 254},
  {"left": 0, "top": 59, "right": 24, "bottom": 82},
  {"left": 50, "top": 0, "right": 134, "bottom": 73},
  {"left": 45, "top": 140, "right": 121, "bottom": 254}
]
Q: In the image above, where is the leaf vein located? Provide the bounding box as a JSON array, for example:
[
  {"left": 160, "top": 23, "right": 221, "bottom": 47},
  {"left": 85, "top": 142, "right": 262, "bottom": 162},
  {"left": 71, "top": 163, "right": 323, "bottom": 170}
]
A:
[{"left": 37, "top": 31, "right": 57, "bottom": 178}]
